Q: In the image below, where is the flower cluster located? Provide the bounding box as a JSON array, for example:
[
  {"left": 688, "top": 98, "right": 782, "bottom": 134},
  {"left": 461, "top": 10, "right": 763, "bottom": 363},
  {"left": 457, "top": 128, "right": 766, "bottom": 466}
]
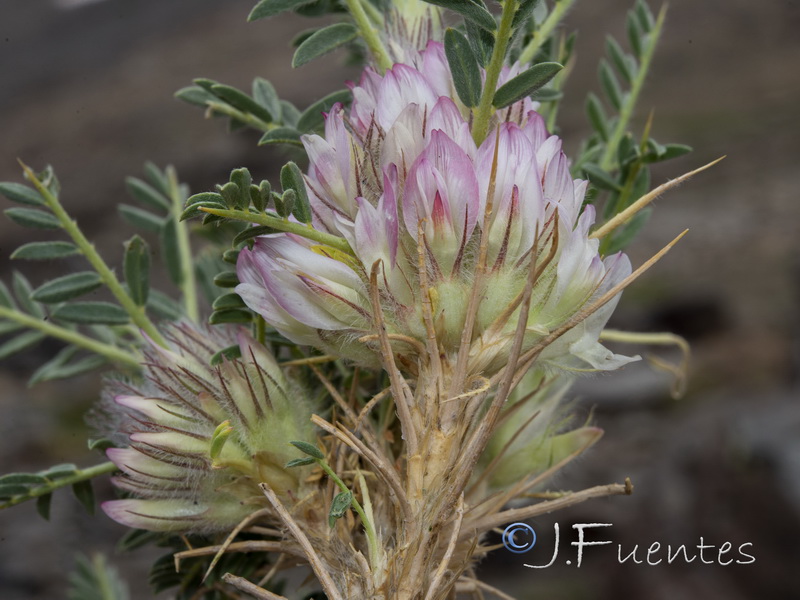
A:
[
  {"left": 101, "top": 324, "right": 316, "bottom": 532},
  {"left": 236, "top": 41, "right": 635, "bottom": 377}
]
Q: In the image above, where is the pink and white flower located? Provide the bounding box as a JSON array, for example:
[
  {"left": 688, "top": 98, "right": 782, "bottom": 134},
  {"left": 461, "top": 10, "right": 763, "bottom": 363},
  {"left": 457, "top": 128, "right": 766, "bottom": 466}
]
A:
[{"left": 237, "top": 42, "right": 636, "bottom": 377}]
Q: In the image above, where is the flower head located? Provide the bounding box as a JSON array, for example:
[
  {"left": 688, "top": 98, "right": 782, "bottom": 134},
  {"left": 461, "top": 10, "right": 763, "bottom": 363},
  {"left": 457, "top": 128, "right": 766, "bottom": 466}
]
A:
[
  {"left": 237, "top": 42, "right": 636, "bottom": 378},
  {"left": 100, "top": 323, "right": 316, "bottom": 532}
]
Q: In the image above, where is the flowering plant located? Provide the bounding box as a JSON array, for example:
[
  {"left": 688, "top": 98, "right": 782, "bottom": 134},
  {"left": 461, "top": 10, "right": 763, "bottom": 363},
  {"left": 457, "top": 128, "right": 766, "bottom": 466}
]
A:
[{"left": 0, "top": 0, "right": 716, "bottom": 598}]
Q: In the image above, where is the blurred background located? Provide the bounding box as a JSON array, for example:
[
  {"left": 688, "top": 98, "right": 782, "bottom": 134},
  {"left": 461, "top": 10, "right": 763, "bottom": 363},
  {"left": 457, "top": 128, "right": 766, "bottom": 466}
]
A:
[{"left": 0, "top": 0, "right": 797, "bottom": 598}]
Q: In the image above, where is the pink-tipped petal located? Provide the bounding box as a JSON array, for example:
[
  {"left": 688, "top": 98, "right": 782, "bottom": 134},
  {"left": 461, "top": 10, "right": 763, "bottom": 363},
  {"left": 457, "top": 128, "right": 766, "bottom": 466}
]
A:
[
  {"left": 102, "top": 499, "right": 208, "bottom": 532},
  {"left": 376, "top": 63, "right": 438, "bottom": 130}
]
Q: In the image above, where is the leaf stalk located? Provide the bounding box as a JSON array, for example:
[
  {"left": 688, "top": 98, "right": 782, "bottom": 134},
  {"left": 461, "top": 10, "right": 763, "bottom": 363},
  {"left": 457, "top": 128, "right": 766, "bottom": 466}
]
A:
[
  {"left": 0, "top": 306, "right": 141, "bottom": 369},
  {"left": 0, "top": 461, "right": 117, "bottom": 510},
  {"left": 198, "top": 207, "right": 354, "bottom": 255},
  {"left": 166, "top": 168, "right": 199, "bottom": 322},
  {"left": 471, "top": 0, "right": 520, "bottom": 145}
]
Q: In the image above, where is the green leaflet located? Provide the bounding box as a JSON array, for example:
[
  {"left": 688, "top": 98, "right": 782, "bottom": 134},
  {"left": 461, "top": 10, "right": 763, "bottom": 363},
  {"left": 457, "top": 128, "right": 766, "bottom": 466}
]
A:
[
  {"left": 210, "top": 83, "right": 274, "bottom": 124},
  {"left": 0, "top": 330, "right": 46, "bottom": 361},
  {"left": 444, "top": 28, "right": 482, "bottom": 108},
  {"left": 290, "top": 440, "right": 324, "bottom": 459},
  {"left": 11, "top": 241, "right": 80, "bottom": 261},
  {"left": 259, "top": 127, "right": 303, "bottom": 148},
  {"left": 124, "top": 177, "right": 170, "bottom": 211},
  {"left": 585, "top": 93, "right": 610, "bottom": 142},
  {"left": 52, "top": 302, "right": 130, "bottom": 325},
  {"left": 582, "top": 163, "right": 622, "bottom": 192},
  {"left": 599, "top": 59, "right": 624, "bottom": 111},
  {"left": 31, "top": 272, "right": 102, "bottom": 304},
  {"left": 0, "top": 182, "right": 45, "bottom": 206},
  {"left": 5, "top": 207, "right": 60, "bottom": 229},
  {"left": 118, "top": 204, "right": 164, "bottom": 233},
  {"left": 160, "top": 217, "right": 183, "bottom": 286},
  {"left": 211, "top": 293, "right": 246, "bottom": 310},
  {"left": 493, "top": 62, "right": 563, "bottom": 109},
  {"left": 249, "top": 0, "right": 316, "bottom": 20},
  {"left": 292, "top": 23, "right": 358, "bottom": 68},
  {"left": 421, "top": 0, "right": 496, "bottom": 31},
  {"left": 297, "top": 89, "right": 352, "bottom": 132},
  {"left": 258, "top": 127, "right": 303, "bottom": 146},
  {"left": 252, "top": 78, "right": 282, "bottom": 122},
  {"left": 280, "top": 162, "right": 312, "bottom": 224},
  {"left": 328, "top": 490, "right": 353, "bottom": 527},
  {"left": 123, "top": 235, "right": 150, "bottom": 306}
]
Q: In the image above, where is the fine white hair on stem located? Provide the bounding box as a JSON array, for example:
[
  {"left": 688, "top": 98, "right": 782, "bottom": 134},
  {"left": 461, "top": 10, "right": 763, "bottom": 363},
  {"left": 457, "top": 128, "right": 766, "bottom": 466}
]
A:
[{"left": 439, "top": 225, "right": 543, "bottom": 521}]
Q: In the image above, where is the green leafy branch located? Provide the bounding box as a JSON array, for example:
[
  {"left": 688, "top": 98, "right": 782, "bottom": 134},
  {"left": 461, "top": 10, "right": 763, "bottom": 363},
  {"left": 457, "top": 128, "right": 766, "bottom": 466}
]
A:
[
  {"left": 181, "top": 163, "right": 357, "bottom": 329},
  {"left": 287, "top": 440, "right": 380, "bottom": 569},
  {"left": 0, "top": 162, "right": 209, "bottom": 380},
  {"left": 571, "top": 1, "right": 694, "bottom": 253},
  {"left": 17, "top": 162, "right": 169, "bottom": 347},
  {"left": 0, "top": 460, "right": 117, "bottom": 517},
  {"left": 182, "top": 163, "right": 351, "bottom": 252},
  {"left": 120, "top": 163, "right": 202, "bottom": 323},
  {"left": 598, "top": 1, "right": 667, "bottom": 171},
  {"left": 176, "top": 74, "right": 351, "bottom": 144},
  {"left": 0, "top": 185, "right": 142, "bottom": 376},
  {"left": 0, "top": 276, "right": 139, "bottom": 374}
]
